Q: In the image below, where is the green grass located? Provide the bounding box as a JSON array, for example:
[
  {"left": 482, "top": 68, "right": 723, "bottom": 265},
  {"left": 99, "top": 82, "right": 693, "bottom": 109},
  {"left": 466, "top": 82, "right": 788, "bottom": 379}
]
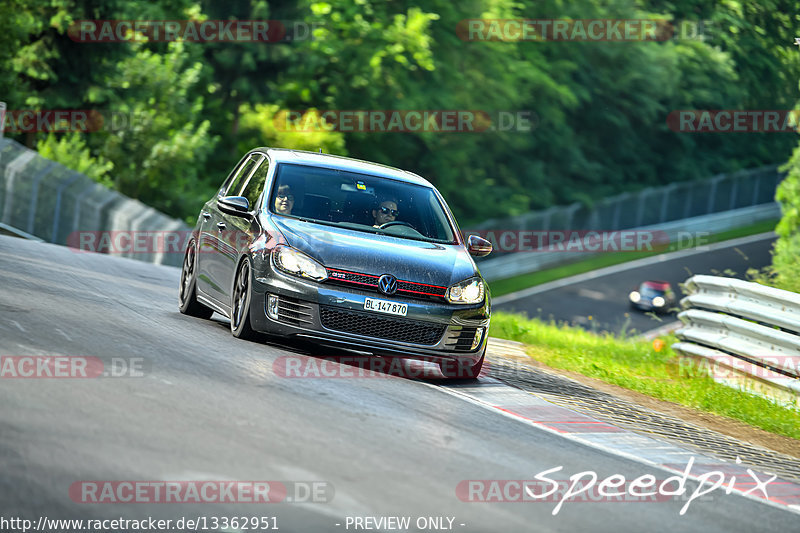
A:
[
  {"left": 489, "top": 312, "right": 800, "bottom": 440},
  {"left": 488, "top": 219, "right": 778, "bottom": 297}
]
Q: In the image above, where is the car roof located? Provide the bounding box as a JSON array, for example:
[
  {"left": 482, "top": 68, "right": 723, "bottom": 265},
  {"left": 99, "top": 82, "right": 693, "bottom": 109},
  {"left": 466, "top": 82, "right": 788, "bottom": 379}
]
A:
[
  {"left": 642, "top": 280, "right": 671, "bottom": 290},
  {"left": 255, "top": 148, "right": 433, "bottom": 187}
]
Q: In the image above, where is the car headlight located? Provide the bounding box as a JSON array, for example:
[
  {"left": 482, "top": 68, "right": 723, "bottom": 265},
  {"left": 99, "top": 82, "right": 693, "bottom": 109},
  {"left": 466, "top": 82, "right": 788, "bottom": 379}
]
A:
[
  {"left": 629, "top": 291, "right": 641, "bottom": 303},
  {"left": 652, "top": 296, "right": 665, "bottom": 307},
  {"left": 273, "top": 246, "right": 328, "bottom": 281},
  {"left": 446, "top": 278, "right": 485, "bottom": 305}
]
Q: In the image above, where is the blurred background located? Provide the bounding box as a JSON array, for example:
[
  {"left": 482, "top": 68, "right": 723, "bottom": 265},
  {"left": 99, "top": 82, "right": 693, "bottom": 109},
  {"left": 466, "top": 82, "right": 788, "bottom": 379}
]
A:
[{"left": 2, "top": 0, "right": 800, "bottom": 291}]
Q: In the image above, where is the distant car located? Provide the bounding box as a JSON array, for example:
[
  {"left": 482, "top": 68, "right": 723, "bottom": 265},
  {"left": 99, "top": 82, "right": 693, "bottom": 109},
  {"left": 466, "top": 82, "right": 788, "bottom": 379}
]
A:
[
  {"left": 628, "top": 281, "right": 675, "bottom": 313},
  {"left": 179, "top": 148, "right": 493, "bottom": 378}
]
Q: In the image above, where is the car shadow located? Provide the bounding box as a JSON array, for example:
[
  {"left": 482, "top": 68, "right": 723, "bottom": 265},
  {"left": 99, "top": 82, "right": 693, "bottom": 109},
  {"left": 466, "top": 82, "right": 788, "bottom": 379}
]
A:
[{"left": 206, "top": 313, "right": 485, "bottom": 382}]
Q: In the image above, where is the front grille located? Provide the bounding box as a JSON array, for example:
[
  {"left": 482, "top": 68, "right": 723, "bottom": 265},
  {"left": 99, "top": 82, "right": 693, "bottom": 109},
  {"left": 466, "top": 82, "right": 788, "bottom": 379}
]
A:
[
  {"left": 328, "top": 270, "right": 378, "bottom": 286},
  {"left": 276, "top": 296, "right": 313, "bottom": 325},
  {"left": 319, "top": 306, "right": 446, "bottom": 345},
  {"left": 397, "top": 280, "right": 447, "bottom": 298},
  {"left": 444, "top": 326, "right": 479, "bottom": 351},
  {"left": 326, "top": 268, "right": 448, "bottom": 302}
]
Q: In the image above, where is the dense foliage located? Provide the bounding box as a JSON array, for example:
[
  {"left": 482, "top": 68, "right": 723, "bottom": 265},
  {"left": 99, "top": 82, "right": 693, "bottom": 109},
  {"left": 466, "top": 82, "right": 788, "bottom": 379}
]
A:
[
  {"left": 4, "top": 0, "right": 800, "bottom": 226},
  {"left": 757, "top": 144, "right": 800, "bottom": 293}
]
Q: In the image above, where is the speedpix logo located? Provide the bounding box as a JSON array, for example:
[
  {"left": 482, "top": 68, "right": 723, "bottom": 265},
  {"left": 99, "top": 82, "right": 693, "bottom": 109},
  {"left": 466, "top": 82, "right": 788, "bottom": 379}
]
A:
[{"left": 457, "top": 457, "right": 776, "bottom": 516}]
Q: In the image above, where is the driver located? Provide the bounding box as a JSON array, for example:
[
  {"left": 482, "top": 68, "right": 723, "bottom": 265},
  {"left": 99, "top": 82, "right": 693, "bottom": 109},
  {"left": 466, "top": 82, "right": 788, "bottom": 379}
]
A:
[{"left": 372, "top": 198, "right": 399, "bottom": 227}]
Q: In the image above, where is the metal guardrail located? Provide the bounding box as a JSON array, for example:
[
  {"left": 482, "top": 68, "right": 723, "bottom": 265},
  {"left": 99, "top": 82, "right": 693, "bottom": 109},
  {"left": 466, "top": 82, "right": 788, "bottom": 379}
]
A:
[
  {"left": 673, "top": 275, "right": 800, "bottom": 409},
  {"left": 476, "top": 203, "right": 780, "bottom": 281},
  {"left": 0, "top": 138, "right": 188, "bottom": 266},
  {"left": 473, "top": 165, "right": 784, "bottom": 281},
  {"left": 0, "top": 221, "right": 44, "bottom": 241}
]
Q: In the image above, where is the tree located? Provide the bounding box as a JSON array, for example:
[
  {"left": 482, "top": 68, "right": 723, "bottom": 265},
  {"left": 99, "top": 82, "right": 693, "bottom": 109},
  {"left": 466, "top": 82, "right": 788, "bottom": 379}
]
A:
[{"left": 95, "top": 40, "right": 219, "bottom": 219}]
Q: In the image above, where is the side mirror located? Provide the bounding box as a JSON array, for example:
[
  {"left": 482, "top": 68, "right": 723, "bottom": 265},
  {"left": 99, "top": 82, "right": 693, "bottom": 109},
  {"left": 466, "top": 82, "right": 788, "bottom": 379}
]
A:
[
  {"left": 218, "top": 196, "right": 250, "bottom": 217},
  {"left": 467, "top": 235, "right": 492, "bottom": 257}
]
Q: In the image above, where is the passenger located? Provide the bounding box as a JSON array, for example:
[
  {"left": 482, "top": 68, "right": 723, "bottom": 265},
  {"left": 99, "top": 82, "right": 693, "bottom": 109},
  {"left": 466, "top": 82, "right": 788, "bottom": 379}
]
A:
[
  {"left": 274, "top": 185, "right": 295, "bottom": 215},
  {"left": 372, "top": 199, "right": 399, "bottom": 227}
]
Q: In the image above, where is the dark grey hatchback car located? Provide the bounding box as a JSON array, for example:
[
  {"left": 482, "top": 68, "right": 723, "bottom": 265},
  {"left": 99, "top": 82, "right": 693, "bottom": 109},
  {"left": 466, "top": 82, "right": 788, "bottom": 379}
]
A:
[{"left": 179, "top": 148, "right": 493, "bottom": 378}]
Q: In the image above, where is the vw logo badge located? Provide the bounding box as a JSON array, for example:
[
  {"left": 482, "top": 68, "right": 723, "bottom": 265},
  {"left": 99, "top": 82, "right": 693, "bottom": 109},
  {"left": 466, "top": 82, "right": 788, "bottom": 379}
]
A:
[{"left": 378, "top": 274, "right": 398, "bottom": 295}]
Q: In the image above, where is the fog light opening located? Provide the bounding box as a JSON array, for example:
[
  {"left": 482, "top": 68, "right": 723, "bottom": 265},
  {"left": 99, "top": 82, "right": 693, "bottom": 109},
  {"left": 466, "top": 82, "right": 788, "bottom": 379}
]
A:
[
  {"left": 472, "top": 327, "right": 485, "bottom": 350},
  {"left": 267, "top": 294, "right": 279, "bottom": 319}
]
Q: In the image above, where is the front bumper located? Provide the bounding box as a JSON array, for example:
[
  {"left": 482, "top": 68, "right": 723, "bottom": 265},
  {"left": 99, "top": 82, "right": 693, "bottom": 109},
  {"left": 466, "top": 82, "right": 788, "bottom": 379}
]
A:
[
  {"left": 631, "top": 300, "right": 670, "bottom": 313},
  {"left": 249, "top": 266, "right": 490, "bottom": 366}
]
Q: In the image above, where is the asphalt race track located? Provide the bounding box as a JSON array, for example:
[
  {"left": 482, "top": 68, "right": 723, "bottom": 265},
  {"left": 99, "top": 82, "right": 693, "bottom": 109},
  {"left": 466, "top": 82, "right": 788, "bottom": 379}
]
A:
[
  {"left": 494, "top": 233, "right": 776, "bottom": 335},
  {"left": 0, "top": 235, "right": 797, "bottom": 532}
]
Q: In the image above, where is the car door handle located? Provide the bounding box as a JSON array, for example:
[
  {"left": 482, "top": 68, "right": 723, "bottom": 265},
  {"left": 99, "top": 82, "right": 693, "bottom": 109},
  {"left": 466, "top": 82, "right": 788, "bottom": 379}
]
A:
[
  {"left": 202, "top": 212, "right": 211, "bottom": 220},
  {"left": 217, "top": 222, "right": 226, "bottom": 230}
]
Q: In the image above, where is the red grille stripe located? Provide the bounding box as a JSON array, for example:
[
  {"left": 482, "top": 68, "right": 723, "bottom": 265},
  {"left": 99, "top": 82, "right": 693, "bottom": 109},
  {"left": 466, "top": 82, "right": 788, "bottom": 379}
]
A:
[
  {"left": 327, "top": 268, "right": 447, "bottom": 291},
  {"left": 399, "top": 288, "right": 446, "bottom": 297}
]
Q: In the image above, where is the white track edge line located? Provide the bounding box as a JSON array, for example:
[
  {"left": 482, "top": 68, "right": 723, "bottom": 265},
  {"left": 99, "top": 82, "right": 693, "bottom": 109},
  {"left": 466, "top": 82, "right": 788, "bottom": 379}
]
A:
[{"left": 426, "top": 377, "right": 800, "bottom": 516}]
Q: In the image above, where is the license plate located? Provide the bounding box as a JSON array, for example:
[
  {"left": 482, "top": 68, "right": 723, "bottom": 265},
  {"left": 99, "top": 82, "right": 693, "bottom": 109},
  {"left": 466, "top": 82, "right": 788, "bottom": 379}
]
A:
[{"left": 364, "top": 297, "right": 407, "bottom": 316}]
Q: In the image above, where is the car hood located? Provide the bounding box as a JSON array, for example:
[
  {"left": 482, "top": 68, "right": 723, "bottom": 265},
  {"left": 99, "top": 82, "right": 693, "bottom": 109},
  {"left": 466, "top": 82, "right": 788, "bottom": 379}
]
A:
[{"left": 271, "top": 217, "right": 479, "bottom": 287}]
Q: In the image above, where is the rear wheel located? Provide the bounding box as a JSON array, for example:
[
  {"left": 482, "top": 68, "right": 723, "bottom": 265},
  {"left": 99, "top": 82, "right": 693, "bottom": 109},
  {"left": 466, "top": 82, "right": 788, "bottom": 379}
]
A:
[
  {"left": 231, "top": 258, "right": 257, "bottom": 340},
  {"left": 179, "top": 241, "right": 213, "bottom": 319}
]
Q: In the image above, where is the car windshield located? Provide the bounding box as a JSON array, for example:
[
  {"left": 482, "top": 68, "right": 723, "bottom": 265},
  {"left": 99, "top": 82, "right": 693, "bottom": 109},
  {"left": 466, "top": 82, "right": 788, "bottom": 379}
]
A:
[
  {"left": 267, "top": 163, "right": 457, "bottom": 244},
  {"left": 639, "top": 285, "right": 665, "bottom": 298}
]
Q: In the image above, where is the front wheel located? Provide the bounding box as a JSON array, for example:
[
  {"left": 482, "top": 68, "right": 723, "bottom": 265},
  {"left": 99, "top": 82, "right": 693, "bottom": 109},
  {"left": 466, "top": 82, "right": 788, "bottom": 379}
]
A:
[
  {"left": 231, "top": 258, "right": 257, "bottom": 340},
  {"left": 179, "top": 241, "right": 213, "bottom": 319},
  {"left": 439, "top": 351, "right": 485, "bottom": 379}
]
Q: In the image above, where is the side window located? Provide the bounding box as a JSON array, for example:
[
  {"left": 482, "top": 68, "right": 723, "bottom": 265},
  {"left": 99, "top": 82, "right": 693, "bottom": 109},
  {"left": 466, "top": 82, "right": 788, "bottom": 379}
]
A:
[
  {"left": 219, "top": 155, "right": 250, "bottom": 195},
  {"left": 223, "top": 154, "right": 260, "bottom": 197},
  {"left": 239, "top": 157, "right": 269, "bottom": 210}
]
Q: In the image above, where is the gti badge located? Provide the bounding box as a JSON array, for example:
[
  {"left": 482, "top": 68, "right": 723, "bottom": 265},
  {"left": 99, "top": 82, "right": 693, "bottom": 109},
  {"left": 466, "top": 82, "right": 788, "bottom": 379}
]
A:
[{"left": 378, "top": 274, "right": 398, "bottom": 295}]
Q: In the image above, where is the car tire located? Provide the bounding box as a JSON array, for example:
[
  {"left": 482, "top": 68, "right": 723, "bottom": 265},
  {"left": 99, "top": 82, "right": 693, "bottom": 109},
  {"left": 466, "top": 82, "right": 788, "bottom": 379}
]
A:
[
  {"left": 179, "top": 241, "right": 214, "bottom": 319},
  {"left": 439, "top": 350, "right": 485, "bottom": 379},
  {"left": 231, "top": 257, "right": 257, "bottom": 340}
]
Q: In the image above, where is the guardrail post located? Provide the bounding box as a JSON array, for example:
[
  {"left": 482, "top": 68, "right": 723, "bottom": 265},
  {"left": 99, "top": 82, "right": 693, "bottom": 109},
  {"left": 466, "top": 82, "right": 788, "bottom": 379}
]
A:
[
  {"left": 26, "top": 161, "right": 57, "bottom": 234},
  {"left": 705, "top": 175, "right": 723, "bottom": 214},
  {"left": 752, "top": 176, "right": 760, "bottom": 205},
  {"left": 2, "top": 150, "right": 36, "bottom": 225},
  {"left": 659, "top": 184, "right": 676, "bottom": 223},
  {"left": 728, "top": 176, "right": 738, "bottom": 210},
  {"left": 682, "top": 185, "right": 693, "bottom": 219},
  {"left": 51, "top": 171, "right": 84, "bottom": 243},
  {"left": 0, "top": 102, "right": 6, "bottom": 141}
]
